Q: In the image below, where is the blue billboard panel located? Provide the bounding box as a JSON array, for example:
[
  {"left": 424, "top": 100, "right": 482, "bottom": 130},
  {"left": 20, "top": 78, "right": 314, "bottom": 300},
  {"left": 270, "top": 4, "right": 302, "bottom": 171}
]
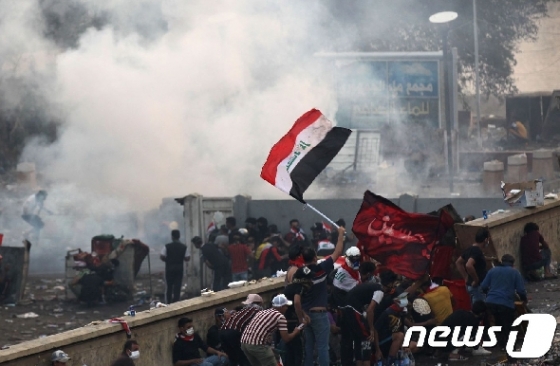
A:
[{"left": 335, "top": 60, "right": 440, "bottom": 130}]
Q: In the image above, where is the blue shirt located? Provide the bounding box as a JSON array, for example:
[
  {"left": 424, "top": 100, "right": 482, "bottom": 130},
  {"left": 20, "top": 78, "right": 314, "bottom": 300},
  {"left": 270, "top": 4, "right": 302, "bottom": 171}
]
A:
[
  {"left": 480, "top": 264, "right": 527, "bottom": 309},
  {"left": 302, "top": 257, "right": 334, "bottom": 311}
]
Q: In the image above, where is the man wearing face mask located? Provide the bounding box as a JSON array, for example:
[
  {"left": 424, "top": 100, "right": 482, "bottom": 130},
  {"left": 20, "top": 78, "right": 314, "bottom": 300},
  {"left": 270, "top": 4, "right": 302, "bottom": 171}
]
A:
[
  {"left": 338, "top": 270, "right": 396, "bottom": 366},
  {"left": 173, "top": 317, "right": 228, "bottom": 366},
  {"left": 110, "top": 340, "right": 140, "bottom": 366},
  {"left": 331, "top": 247, "right": 364, "bottom": 308},
  {"left": 220, "top": 294, "right": 264, "bottom": 366},
  {"left": 373, "top": 294, "right": 413, "bottom": 365}
]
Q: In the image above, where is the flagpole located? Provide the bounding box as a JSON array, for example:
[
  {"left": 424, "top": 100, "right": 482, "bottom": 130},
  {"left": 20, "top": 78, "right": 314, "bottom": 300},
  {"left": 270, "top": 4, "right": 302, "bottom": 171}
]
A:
[{"left": 305, "top": 203, "right": 339, "bottom": 229}]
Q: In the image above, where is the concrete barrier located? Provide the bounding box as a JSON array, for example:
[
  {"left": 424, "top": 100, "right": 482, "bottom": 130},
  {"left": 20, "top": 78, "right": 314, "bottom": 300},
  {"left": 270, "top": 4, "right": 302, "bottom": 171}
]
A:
[
  {"left": 455, "top": 197, "right": 560, "bottom": 272},
  {"left": 0, "top": 278, "right": 285, "bottom": 366}
]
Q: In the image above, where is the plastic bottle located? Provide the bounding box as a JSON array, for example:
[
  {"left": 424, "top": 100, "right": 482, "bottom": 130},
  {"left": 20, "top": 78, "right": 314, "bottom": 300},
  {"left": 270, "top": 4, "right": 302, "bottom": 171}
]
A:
[{"left": 129, "top": 305, "right": 136, "bottom": 316}]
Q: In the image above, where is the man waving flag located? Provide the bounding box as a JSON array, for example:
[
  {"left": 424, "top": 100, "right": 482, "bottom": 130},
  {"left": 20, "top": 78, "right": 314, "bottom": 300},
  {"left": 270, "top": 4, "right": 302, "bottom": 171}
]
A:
[{"left": 260, "top": 109, "right": 351, "bottom": 203}]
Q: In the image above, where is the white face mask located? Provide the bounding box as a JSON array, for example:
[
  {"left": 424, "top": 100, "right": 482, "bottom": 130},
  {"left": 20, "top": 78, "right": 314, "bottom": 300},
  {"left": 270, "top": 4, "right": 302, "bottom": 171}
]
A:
[
  {"left": 186, "top": 327, "right": 194, "bottom": 336},
  {"left": 129, "top": 350, "right": 140, "bottom": 360}
]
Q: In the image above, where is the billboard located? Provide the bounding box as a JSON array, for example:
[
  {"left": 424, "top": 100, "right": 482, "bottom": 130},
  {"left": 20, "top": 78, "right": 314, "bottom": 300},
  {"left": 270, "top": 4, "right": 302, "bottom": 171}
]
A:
[{"left": 335, "top": 60, "right": 440, "bottom": 130}]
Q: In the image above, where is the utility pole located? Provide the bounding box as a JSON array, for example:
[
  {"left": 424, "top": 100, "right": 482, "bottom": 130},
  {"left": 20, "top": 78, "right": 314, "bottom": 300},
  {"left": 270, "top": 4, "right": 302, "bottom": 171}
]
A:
[{"left": 473, "top": 0, "right": 482, "bottom": 147}]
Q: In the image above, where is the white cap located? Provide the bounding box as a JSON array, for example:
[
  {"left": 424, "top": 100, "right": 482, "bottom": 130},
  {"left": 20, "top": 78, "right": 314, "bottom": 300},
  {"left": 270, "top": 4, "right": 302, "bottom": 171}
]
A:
[
  {"left": 51, "top": 350, "right": 70, "bottom": 363},
  {"left": 345, "top": 246, "right": 361, "bottom": 257},
  {"left": 242, "top": 294, "right": 263, "bottom": 305},
  {"left": 272, "top": 294, "right": 292, "bottom": 307}
]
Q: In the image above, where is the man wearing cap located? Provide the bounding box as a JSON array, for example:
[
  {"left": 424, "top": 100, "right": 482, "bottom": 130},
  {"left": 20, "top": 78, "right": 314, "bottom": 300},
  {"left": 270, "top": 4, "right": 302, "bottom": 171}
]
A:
[
  {"left": 480, "top": 254, "right": 527, "bottom": 352},
  {"left": 51, "top": 350, "right": 71, "bottom": 366},
  {"left": 207, "top": 308, "right": 230, "bottom": 352},
  {"left": 241, "top": 294, "right": 305, "bottom": 366},
  {"left": 221, "top": 294, "right": 264, "bottom": 366}
]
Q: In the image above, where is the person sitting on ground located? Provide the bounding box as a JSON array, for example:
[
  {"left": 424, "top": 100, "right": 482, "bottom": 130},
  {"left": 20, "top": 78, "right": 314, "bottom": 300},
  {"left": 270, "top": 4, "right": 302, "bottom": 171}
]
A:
[
  {"left": 51, "top": 349, "right": 71, "bottom": 366},
  {"left": 173, "top": 317, "right": 228, "bottom": 366},
  {"left": 110, "top": 340, "right": 140, "bottom": 366},
  {"left": 480, "top": 254, "right": 527, "bottom": 353},
  {"left": 71, "top": 266, "right": 105, "bottom": 307},
  {"left": 207, "top": 308, "right": 230, "bottom": 353},
  {"left": 520, "top": 222, "right": 557, "bottom": 281},
  {"left": 433, "top": 301, "right": 488, "bottom": 362}
]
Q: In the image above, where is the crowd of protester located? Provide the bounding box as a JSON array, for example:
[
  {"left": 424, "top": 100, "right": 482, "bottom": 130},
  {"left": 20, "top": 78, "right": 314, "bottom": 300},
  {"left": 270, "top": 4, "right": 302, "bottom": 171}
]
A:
[
  {"left": 187, "top": 216, "right": 355, "bottom": 293},
  {"left": 181, "top": 221, "right": 553, "bottom": 366},
  {"left": 50, "top": 220, "right": 555, "bottom": 366}
]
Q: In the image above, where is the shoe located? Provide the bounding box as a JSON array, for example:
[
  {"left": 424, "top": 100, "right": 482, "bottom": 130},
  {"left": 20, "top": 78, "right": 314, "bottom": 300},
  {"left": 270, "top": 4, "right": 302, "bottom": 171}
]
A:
[{"left": 472, "top": 347, "right": 492, "bottom": 356}]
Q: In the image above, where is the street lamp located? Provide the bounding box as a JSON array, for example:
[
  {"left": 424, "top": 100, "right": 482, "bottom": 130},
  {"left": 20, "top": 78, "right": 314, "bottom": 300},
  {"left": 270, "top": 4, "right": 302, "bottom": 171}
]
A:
[{"left": 430, "top": 11, "right": 457, "bottom": 193}]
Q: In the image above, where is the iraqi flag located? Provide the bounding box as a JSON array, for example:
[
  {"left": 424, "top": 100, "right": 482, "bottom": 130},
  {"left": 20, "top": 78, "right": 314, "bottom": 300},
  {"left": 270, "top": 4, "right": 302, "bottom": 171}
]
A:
[
  {"left": 261, "top": 109, "right": 351, "bottom": 203},
  {"left": 352, "top": 191, "right": 454, "bottom": 280}
]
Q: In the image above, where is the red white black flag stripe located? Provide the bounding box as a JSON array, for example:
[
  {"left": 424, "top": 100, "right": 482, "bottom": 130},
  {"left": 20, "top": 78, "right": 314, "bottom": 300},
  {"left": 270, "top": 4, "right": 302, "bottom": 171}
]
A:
[{"left": 261, "top": 109, "right": 351, "bottom": 203}]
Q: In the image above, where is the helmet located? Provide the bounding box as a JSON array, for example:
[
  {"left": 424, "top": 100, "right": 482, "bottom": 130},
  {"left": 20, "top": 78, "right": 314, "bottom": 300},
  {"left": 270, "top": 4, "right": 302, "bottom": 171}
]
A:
[{"left": 345, "top": 246, "right": 361, "bottom": 270}]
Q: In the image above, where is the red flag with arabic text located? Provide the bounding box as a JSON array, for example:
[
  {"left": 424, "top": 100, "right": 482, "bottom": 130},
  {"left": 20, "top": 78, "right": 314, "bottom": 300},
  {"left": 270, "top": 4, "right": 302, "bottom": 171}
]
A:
[{"left": 352, "top": 191, "right": 454, "bottom": 280}]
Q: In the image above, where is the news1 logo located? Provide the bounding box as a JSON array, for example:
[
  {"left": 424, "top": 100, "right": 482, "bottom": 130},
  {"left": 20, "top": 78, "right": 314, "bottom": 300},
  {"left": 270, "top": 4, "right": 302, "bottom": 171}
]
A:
[{"left": 403, "top": 314, "right": 556, "bottom": 359}]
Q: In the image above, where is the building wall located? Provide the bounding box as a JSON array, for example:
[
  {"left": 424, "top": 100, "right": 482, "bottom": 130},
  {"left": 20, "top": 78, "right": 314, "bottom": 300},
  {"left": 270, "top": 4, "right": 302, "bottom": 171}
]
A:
[{"left": 0, "top": 278, "right": 285, "bottom": 366}]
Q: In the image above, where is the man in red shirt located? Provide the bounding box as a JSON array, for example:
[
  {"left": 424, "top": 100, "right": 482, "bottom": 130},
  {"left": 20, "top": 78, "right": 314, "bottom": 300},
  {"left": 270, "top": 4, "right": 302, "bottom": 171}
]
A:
[
  {"left": 520, "top": 222, "right": 556, "bottom": 280},
  {"left": 228, "top": 230, "right": 253, "bottom": 281}
]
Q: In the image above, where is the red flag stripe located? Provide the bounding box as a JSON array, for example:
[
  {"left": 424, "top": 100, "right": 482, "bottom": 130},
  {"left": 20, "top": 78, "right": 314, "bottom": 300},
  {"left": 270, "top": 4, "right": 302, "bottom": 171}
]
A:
[{"left": 260, "top": 109, "right": 324, "bottom": 191}]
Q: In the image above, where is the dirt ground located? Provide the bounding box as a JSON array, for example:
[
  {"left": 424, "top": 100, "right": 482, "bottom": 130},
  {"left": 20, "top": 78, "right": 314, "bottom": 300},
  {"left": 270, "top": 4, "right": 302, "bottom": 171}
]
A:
[{"left": 1, "top": 275, "right": 560, "bottom": 365}]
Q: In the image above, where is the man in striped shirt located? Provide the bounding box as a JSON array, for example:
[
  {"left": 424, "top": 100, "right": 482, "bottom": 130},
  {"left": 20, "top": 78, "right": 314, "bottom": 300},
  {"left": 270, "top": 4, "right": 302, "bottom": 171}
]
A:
[
  {"left": 241, "top": 294, "right": 305, "bottom": 366},
  {"left": 221, "top": 294, "right": 264, "bottom": 366}
]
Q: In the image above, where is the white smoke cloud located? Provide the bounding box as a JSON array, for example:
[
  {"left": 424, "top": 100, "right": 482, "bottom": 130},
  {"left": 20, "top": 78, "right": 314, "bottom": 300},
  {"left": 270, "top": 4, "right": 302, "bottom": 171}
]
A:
[{"left": 21, "top": 0, "right": 339, "bottom": 211}]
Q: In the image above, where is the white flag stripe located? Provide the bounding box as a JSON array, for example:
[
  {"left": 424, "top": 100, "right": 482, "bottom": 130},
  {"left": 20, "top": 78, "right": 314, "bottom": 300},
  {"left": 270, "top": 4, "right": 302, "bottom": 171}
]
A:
[{"left": 273, "top": 115, "right": 333, "bottom": 194}]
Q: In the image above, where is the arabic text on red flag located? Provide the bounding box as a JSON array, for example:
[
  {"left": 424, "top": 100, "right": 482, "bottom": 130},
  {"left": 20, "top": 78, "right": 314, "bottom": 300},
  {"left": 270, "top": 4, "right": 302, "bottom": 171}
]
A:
[{"left": 352, "top": 191, "right": 454, "bottom": 280}]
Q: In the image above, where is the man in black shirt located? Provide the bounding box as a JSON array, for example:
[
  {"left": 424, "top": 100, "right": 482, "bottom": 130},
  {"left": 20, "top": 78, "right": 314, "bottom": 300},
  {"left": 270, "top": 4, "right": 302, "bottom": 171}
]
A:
[
  {"left": 173, "top": 317, "right": 228, "bottom": 366},
  {"left": 339, "top": 270, "right": 398, "bottom": 366},
  {"left": 373, "top": 295, "right": 410, "bottom": 365},
  {"left": 207, "top": 308, "right": 229, "bottom": 352},
  {"left": 161, "top": 230, "right": 190, "bottom": 304},
  {"left": 283, "top": 266, "right": 314, "bottom": 366},
  {"left": 456, "top": 228, "right": 489, "bottom": 305},
  {"left": 192, "top": 236, "right": 231, "bottom": 291}
]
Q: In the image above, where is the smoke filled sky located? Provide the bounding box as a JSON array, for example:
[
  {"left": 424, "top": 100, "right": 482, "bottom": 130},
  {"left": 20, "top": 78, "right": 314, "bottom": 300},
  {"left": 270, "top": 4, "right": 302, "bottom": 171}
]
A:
[
  {"left": 14, "top": 0, "right": 343, "bottom": 210},
  {"left": 4, "top": 0, "right": 555, "bottom": 212}
]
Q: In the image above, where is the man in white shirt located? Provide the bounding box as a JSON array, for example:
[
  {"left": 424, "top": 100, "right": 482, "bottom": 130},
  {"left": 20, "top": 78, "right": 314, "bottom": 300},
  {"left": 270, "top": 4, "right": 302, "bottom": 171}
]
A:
[{"left": 21, "top": 190, "right": 51, "bottom": 241}]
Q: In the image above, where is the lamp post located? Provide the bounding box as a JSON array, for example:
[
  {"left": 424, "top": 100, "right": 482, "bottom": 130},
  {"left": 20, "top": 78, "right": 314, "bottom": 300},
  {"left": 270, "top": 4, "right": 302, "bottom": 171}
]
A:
[
  {"left": 473, "top": 0, "right": 482, "bottom": 147},
  {"left": 430, "top": 11, "right": 457, "bottom": 193}
]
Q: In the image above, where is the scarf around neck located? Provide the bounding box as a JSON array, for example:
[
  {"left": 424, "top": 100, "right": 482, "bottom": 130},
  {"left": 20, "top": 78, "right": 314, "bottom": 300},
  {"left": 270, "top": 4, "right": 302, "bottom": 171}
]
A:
[
  {"left": 291, "top": 228, "right": 305, "bottom": 241},
  {"left": 340, "top": 262, "right": 361, "bottom": 282},
  {"left": 176, "top": 332, "right": 194, "bottom": 342}
]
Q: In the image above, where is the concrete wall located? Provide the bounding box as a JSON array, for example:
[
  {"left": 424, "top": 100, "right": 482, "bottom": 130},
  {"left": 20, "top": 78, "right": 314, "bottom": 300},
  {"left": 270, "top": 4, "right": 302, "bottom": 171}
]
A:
[
  {"left": 0, "top": 278, "right": 285, "bottom": 366},
  {"left": 455, "top": 198, "right": 560, "bottom": 269}
]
